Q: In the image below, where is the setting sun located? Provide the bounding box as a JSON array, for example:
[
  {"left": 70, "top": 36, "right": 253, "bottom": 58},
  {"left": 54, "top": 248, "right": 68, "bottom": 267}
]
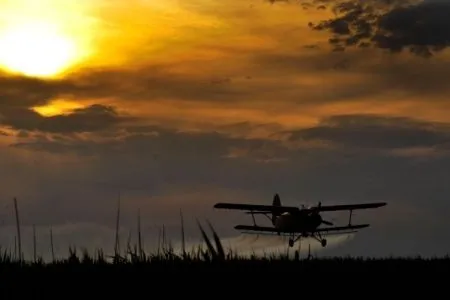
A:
[{"left": 0, "top": 21, "right": 78, "bottom": 77}]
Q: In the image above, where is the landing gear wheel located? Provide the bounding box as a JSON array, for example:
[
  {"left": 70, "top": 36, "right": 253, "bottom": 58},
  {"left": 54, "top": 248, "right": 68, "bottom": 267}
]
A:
[
  {"left": 288, "top": 238, "right": 294, "bottom": 247},
  {"left": 321, "top": 239, "right": 327, "bottom": 247}
]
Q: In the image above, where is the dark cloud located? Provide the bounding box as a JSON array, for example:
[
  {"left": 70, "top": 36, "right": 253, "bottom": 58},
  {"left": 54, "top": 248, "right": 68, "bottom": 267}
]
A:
[
  {"left": 11, "top": 113, "right": 450, "bottom": 160},
  {"left": 0, "top": 63, "right": 252, "bottom": 124},
  {"left": 65, "top": 65, "right": 248, "bottom": 103},
  {"left": 0, "top": 73, "right": 66, "bottom": 108},
  {"left": 308, "top": 0, "right": 450, "bottom": 57},
  {"left": 0, "top": 104, "right": 127, "bottom": 134},
  {"left": 10, "top": 123, "right": 289, "bottom": 164},
  {"left": 254, "top": 44, "right": 450, "bottom": 102},
  {"left": 288, "top": 114, "right": 450, "bottom": 151}
]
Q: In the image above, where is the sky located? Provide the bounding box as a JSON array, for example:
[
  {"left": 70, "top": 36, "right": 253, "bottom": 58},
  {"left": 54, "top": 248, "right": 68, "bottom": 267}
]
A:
[{"left": 1, "top": 0, "right": 450, "bottom": 260}]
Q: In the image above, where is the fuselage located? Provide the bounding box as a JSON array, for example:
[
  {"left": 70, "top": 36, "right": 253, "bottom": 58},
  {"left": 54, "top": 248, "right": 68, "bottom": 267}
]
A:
[{"left": 273, "top": 211, "right": 323, "bottom": 233}]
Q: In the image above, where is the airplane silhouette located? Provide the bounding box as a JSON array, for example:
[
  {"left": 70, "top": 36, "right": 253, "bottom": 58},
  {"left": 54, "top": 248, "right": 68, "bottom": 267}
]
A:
[{"left": 214, "top": 193, "right": 387, "bottom": 247}]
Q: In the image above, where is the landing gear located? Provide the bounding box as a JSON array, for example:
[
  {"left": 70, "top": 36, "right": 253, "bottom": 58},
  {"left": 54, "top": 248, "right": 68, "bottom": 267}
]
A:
[
  {"left": 288, "top": 233, "right": 304, "bottom": 247},
  {"left": 287, "top": 233, "right": 327, "bottom": 248},
  {"left": 313, "top": 232, "right": 327, "bottom": 248},
  {"left": 288, "top": 233, "right": 302, "bottom": 247}
]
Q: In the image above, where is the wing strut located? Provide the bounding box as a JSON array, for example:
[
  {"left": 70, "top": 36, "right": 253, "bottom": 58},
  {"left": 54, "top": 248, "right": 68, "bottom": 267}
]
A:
[
  {"left": 251, "top": 213, "right": 256, "bottom": 226},
  {"left": 348, "top": 210, "right": 353, "bottom": 226}
]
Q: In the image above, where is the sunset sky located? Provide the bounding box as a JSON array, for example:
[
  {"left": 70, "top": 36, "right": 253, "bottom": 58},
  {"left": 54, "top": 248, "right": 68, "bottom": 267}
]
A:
[{"left": 1, "top": 0, "right": 450, "bottom": 259}]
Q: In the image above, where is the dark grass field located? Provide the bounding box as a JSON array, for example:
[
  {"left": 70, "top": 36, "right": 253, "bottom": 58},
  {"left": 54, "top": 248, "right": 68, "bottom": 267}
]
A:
[
  {"left": 1, "top": 220, "right": 449, "bottom": 274},
  {"left": 2, "top": 251, "right": 450, "bottom": 272},
  {"left": 1, "top": 245, "right": 449, "bottom": 297},
  {"left": 1, "top": 251, "right": 449, "bottom": 297},
  {"left": 1, "top": 207, "right": 449, "bottom": 297},
  {"left": 2, "top": 216, "right": 450, "bottom": 274}
]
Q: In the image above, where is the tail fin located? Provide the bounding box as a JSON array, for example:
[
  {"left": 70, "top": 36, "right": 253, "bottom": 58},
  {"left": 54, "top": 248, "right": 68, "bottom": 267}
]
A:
[{"left": 272, "top": 193, "right": 281, "bottom": 225}]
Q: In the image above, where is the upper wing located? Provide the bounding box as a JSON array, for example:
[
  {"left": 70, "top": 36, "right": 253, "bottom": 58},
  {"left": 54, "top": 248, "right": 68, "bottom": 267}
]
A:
[
  {"left": 214, "top": 203, "right": 299, "bottom": 213},
  {"left": 315, "top": 202, "right": 387, "bottom": 212},
  {"left": 214, "top": 201, "right": 386, "bottom": 213}
]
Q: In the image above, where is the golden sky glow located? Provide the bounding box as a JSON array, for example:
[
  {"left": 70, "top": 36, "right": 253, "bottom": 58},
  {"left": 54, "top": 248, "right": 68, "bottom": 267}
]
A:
[
  {"left": 0, "top": 0, "right": 449, "bottom": 135},
  {"left": 32, "top": 99, "right": 84, "bottom": 117}
]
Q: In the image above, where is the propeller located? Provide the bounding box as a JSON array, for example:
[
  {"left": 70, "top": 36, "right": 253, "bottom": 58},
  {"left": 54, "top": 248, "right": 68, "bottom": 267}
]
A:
[
  {"left": 317, "top": 201, "right": 334, "bottom": 226},
  {"left": 306, "top": 201, "right": 334, "bottom": 225}
]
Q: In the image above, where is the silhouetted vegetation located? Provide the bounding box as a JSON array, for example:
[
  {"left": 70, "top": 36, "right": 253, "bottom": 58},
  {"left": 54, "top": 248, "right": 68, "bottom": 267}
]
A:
[
  {"left": 0, "top": 221, "right": 449, "bottom": 298},
  {"left": 1, "top": 197, "right": 449, "bottom": 290},
  {"left": 0, "top": 220, "right": 449, "bottom": 272}
]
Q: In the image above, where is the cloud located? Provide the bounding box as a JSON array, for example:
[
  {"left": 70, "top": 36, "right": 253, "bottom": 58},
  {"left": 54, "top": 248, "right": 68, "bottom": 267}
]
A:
[
  {"left": 308, "top": 0, "right": 450, "bottom": 57},
  {"left": 9, "top": 113, "right": 450, "bottom": 163},
  {"left": 9, "top": 120, "right": 292, "bottom": 169},
  {"left": 287, "top": 114, "right": 450, "bottom": 153},
  {"left": 0, "top": 104, "right": 128, "bottom": 134},
  {"left": 0, "top": 73, "right": 65, "bottom": 108},
  {"left": 0, "top": 64, "right": 240, "bottom": 107}
]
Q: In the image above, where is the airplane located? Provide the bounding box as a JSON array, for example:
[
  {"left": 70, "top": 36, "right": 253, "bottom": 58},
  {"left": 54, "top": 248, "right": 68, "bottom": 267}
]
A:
[{"left": 213, "top": 193, "right": 387, "bottom": 248}]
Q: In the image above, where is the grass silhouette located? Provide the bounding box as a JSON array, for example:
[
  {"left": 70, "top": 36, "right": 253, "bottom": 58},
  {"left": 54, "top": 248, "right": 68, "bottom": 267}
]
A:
[
  {"left": 1, "top": 198, "right": 449, "bottom": 277},
  {"left": 0, "top": 220, "right": 449, "bottom": 272}
]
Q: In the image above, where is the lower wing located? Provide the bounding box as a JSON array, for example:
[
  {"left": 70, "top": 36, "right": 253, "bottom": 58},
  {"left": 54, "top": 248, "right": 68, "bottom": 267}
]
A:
[
  {"left": 235, "top": 225, "right": 280, "bottom": 232},
  {"left": 234, "top": 224, "right": 369, "bottom": 235},
  {"left": 316, "top": 224, "right": 369, "bottom": 232}
]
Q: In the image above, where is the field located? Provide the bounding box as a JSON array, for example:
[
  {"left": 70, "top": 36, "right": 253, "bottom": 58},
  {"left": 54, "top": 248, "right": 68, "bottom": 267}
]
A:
[
  {"left": 1, "top": 220, "right": 449, "bottom": 273},
  {"left": 1, "top": 248, "right": 450, "bottom": 271},
  {"left": 1, "top": 201, "right": 449, "bottom": 296},
  {"left": 1, "top": 247, "right": 449, "bottom": 296},
  {"left": 1, "top": 229, "right": 449, "bottom": 295}
]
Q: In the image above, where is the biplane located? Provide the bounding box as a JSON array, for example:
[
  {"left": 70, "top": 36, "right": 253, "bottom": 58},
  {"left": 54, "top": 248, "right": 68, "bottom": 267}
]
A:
[{"left": 214, "top": 193, "right": 386, "bottom": 248}]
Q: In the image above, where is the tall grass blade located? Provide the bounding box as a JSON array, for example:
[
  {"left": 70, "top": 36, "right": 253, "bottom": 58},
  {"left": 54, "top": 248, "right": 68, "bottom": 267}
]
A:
[
  {"left": 196, "top": 219, "right": 217, "bottom": 259},
  {"left": 14, "top": 235, "right": 17, "bottom": 261},
  {"left": 50, "top": 227, "right": 55, "bottom": 262},
  {"left": 33, "top": 224, "right": 37, "bottom": 263},
  {"left": 162, "top": 224, "right": 166, "bottom": 252},
  {"left": 114, "top": 191, "right": 121, "bottom": 258},
  {"left": 206, "top": 220, "right": 225, "bottom": 260},
  {"left": 180, "top": 209, "right": 186, "bottom": 258},
  {"left": 13, "top": 198, "right": 22, "bottom": 263},
  {"left": 157, "top": 226, "right": 161, "bottom": 256},
  {"left": 126, "top": 229, "right": 132, "bottom": 259},
  {"left": 137, "top": 209, "right": 142, "bottom": 259}
]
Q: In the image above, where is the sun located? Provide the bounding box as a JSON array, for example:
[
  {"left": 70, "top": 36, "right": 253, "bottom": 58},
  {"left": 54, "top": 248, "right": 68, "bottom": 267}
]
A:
[{"left": 0, "top": 21, "right": 78, "bottom": 78}]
